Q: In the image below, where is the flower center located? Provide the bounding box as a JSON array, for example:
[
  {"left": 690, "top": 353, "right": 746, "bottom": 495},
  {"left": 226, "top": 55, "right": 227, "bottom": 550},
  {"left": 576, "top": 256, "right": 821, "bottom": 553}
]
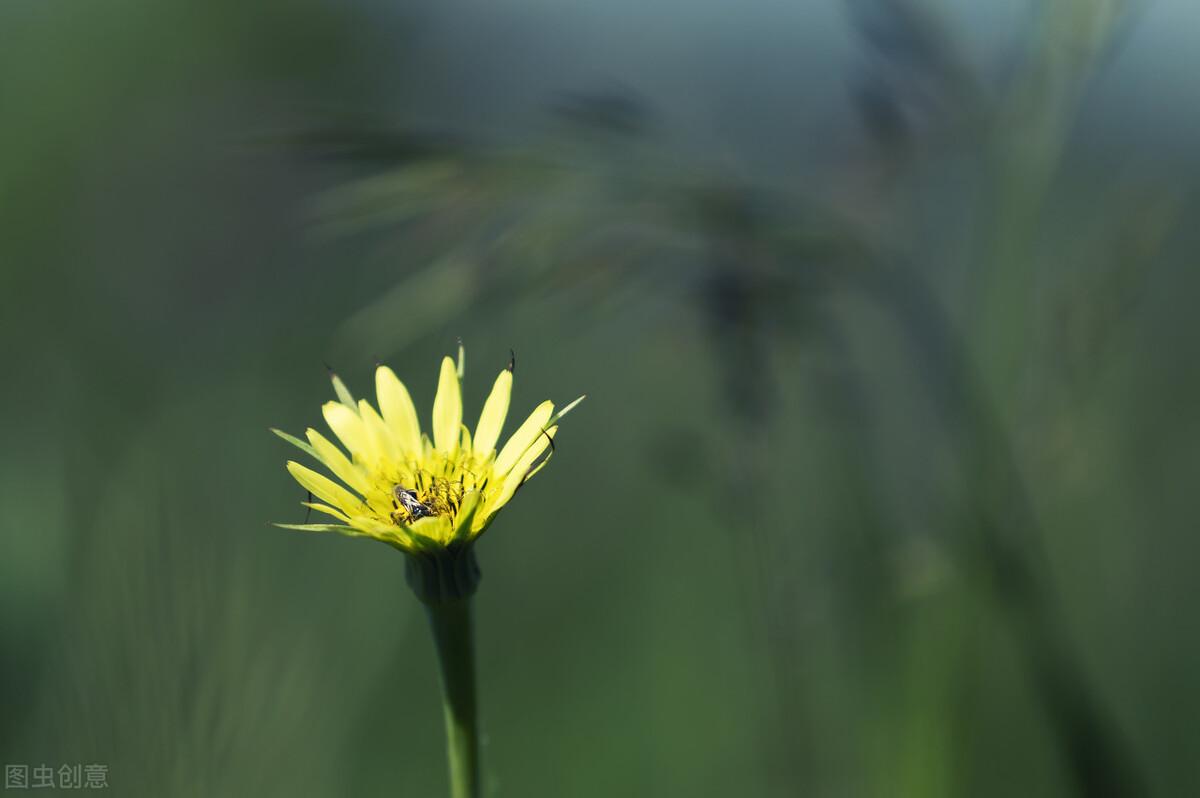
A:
[{"left": 390, "top": 476, "right": 467, "bottom": 525}]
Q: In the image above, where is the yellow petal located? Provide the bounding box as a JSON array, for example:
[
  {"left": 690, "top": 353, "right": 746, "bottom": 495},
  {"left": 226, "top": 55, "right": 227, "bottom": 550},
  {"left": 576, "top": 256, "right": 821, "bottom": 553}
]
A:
[
  {"left": 487, "top": 426, "right": 556, "bottom": 520},
  {"left": 323, "top": 401, "right": 374, "bottom": 462},
  {"left": 452, "top": 491, "right": 481, "bottom": 542},
  {"left": 302, "top": 501, "right": 351, "bottom": 523},
  {"left": 362, "top": 488, "right": 396, "bottom": 519},
  {"left": 494, "top": 400, "right": 553, "bottom": 476},
  {"left": 358, "top": 399, "right": 399, "bottom": 460},
  {"left": 473, "top": 369, "right": 512, "bottom": 456},
  {"left": 409, "top": 514, "right": 452, "bottom": 546},
  {"left": 432, "top": 355, "right": 462, "bottom": 454},
  {"left": 286, "top": 461, "right": 364, "bottom": 516},
  {"left": 348, "top": 514, "right": 401, "bottom": 535},
  {"left": 345, "top": 515, "right": 420, "bottom": 552},
  {"left": 522, "top": 458, "right": 551, "bottom": 483},
  {"left": 305, "top": 429, "right": 371, "bottom": 495},
  {"left": 375, "top": 365, "right": 422, "bottom": 454}
]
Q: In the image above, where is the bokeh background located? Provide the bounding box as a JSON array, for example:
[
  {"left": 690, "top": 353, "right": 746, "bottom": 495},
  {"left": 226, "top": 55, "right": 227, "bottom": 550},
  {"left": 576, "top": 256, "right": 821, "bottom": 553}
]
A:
[{"left": 3, "top": 0, "right": 1199, "bottom": 795}]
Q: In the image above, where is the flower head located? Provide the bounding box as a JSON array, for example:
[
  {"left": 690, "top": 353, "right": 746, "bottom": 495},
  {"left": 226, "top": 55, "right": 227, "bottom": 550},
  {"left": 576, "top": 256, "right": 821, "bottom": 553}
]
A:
[{"left": 273, "top": 346, "right": 582, "bottom": 555}]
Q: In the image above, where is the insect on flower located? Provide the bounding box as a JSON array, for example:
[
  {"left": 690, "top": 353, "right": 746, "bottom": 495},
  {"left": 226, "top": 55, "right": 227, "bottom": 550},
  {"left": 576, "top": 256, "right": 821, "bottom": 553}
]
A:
[{"left": 393, "top": 485, "right": 433, "bottom": 522}]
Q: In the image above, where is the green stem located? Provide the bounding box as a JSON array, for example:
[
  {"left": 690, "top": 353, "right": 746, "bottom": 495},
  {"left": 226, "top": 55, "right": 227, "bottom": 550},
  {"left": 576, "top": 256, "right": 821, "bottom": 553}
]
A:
[{"left": 426, "top": 597, "right": 480, "bottom": 798}]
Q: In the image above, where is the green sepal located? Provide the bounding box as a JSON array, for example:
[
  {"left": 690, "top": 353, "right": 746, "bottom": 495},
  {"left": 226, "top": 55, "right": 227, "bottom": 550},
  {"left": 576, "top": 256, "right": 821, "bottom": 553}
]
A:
[
  {"left": 330, "top": 372, "right": 356, "bottom": 408},
  {"left": 405, "top": 544, "right": 481, "bottom": 604},
  {"left": 549, "top": 394, "right": 585, "bottom": 425},
  {"left": 274, "top": 522, "right": 368, "bottom": 537},
  {"left": 271, "top": 428, "right": 318, "bottom": 459}
]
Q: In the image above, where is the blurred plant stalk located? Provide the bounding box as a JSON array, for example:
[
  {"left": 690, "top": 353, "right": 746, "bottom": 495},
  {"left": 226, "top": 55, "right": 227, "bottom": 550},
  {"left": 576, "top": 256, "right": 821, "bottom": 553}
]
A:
[{"left": 978, "top": 0, "right": 1134, "bottom": 406}]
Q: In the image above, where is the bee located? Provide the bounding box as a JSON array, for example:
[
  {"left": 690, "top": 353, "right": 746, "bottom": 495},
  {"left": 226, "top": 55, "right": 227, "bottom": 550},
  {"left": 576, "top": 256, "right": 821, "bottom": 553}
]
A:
[{"left": 393, "top": 485, "right": 434, "bottom": 520}]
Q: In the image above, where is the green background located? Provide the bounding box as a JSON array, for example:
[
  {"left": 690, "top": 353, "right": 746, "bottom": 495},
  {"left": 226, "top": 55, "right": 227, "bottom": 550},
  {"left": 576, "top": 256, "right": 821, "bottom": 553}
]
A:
[{"left": 2, "top": 1, "right": 1198, "bottom": 795}]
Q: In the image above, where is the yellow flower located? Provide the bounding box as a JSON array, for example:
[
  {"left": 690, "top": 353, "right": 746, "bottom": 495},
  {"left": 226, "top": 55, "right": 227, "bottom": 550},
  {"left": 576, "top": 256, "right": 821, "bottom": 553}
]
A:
[{"left": 273, "top": 346, "right": 583, "bottom": 555}]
